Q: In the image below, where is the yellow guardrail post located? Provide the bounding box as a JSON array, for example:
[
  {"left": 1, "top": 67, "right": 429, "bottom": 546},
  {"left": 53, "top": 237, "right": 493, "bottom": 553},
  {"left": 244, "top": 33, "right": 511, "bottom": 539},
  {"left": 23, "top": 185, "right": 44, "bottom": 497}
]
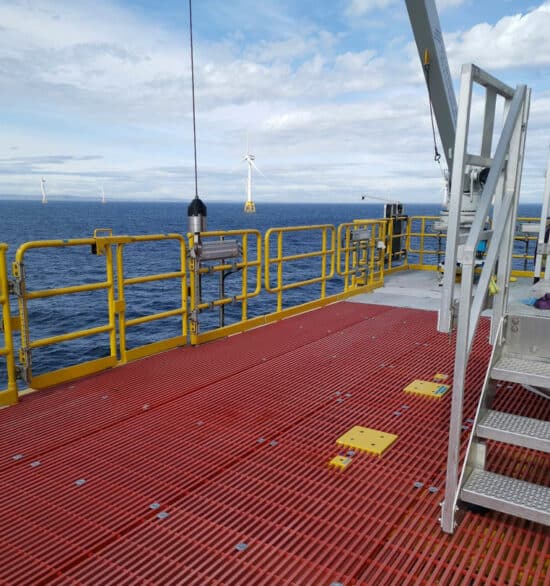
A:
[
  {"left": 0, "top": 244, "right": 18, "bottom": 406},
  {"left": 276, "top": 230, "right": 283, "bottom": 312},
  {"left": 115, "top": 241, "right": 127, "bottom": 363}
]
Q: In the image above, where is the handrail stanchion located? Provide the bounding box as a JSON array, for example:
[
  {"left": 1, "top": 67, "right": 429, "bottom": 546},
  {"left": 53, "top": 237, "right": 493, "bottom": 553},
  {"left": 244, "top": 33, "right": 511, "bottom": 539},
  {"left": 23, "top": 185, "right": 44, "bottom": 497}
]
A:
[
  {"left": 115, "top": 242, "right": 127, "bottom": 363},
  {"left": 0, "top": 244, "right": 18, "bottom": 406}
]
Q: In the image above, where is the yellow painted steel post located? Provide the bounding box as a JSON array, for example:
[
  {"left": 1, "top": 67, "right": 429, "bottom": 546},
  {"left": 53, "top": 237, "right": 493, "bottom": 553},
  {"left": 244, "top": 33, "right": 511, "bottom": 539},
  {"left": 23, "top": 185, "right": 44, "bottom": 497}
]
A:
[
  {"left": 115, "top": 243, "right": 127, "bottom": 363},
  {"left": 179, "top": 237, "right": 188, "bottom": 339},
  {"left": 406, "top": 217, "right": 412, "bottom": 266},
  {"left": 0, "top": 244, "right": 18, "bottom": 406},
  {"left": 12, "top": 253, "right": 31, "bottom": 384},
  {"left": 241, "top": 233, "right": 248, "bottom": 322},
  {"left": 104, "top": 243, "right": 118, "bottom": 364},
  {"left": 277, "top": 230, "right": 283, "bottom": 312},
  {"left": 188, "top": 235, "right": 199, "bottom": 345},
  {"left": 386, "top": 218, "right": 394, "bottom": 270},
  {"left": 320, "top": 228, "right": 327, "bottom": 299},
  {"left": 344, "top": 227, "right": 351, "bottom": 292}
]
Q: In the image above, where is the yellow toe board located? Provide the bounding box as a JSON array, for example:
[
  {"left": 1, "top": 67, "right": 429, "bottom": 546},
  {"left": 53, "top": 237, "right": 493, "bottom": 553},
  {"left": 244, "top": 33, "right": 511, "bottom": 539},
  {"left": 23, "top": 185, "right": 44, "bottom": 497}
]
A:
[
  {"left": 404, "top": 379, "right": 449, "bottom": 399},
  {"left": 336, "top": 426, "right": 398, "bottom": 457}
]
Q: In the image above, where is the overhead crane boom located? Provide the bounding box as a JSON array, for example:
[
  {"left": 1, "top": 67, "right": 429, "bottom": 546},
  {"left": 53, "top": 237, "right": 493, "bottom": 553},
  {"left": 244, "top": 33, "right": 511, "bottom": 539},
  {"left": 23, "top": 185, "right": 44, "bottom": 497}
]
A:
[{"left": 405, "top": 0, "right": 457, "bottom": 172}]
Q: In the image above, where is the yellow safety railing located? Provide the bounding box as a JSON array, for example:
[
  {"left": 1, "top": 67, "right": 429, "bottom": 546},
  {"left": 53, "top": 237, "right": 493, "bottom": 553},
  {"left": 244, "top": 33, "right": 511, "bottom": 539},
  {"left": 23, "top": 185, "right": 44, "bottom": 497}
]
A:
[
  {"left": 189, "top": 229, "right": 262, "bottom": 345},
  {"left": 512, "top": 217, "right": 544, "bottom": 276},
  {"left": 406, "top": 215, "right": 445, "bottom": 271},
  {"left": 337, "top": 220, "right": 387, "bottom": 290},
  {"left": 14, "top": 237, "right": 119, "bottom": 389},
  {"left": 265, "top": 225, "right": 335, "bottom": 312},
  {"left": 4, "top": 213, "right": 544, "bottom": 401},
  {"left": 115, "top": 234, "right": 188, "bottom": 363},
  {"left": 13, "top": 233, "right": 188, "bottom": 389},
  {"left": 0, "top": 244, "right": 18, "bottom": 406}
]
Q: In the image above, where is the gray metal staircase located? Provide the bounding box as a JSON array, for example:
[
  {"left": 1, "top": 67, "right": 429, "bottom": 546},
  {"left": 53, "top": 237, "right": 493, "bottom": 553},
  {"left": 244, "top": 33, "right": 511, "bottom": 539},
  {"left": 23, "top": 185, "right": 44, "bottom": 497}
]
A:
[{"left": 457, "top": 313, "right": 550, "bottom": 527}]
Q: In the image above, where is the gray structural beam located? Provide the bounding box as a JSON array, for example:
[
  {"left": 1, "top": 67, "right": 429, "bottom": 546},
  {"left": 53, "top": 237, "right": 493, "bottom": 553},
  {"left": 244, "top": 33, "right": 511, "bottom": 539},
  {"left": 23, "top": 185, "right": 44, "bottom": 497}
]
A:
[{"left": 405, "top": 0, "right": 457, "bottom": 171}]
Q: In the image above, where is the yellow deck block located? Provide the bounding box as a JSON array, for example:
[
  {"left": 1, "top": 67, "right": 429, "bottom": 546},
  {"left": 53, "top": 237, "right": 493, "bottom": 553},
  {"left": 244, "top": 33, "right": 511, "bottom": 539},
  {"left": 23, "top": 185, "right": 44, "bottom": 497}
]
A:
[
  {"left": 328, "top": 455, "right": 353, "bottom": 470},
  {"left": 433, "top": 373, "right": 448, "bottom": 382},
  {"left": 336, "top": 426, "right": 398, "bottom": 457},
  {"left": 404, "top": 379, "right": 449, "bottom": 399}
]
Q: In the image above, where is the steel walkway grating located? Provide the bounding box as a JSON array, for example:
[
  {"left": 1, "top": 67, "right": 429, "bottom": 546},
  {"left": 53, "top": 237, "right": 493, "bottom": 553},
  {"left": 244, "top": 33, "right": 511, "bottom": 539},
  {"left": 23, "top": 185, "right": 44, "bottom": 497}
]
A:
[{"left": 0, "top": 302, "right": 548, "bottom": 585}]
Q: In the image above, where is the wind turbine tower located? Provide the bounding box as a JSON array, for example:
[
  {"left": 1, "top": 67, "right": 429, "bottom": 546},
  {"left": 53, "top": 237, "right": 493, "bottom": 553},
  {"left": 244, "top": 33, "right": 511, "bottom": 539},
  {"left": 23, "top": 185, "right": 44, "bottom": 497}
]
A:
[
  {"left": 243, "top": 152, "right": 263, "bottom": 213},
  {"left": 100, "top": 184, "right": 106, "bottom": 204},
  {"left": 40, "top": 178, "right": 48, "bottom": 204}
]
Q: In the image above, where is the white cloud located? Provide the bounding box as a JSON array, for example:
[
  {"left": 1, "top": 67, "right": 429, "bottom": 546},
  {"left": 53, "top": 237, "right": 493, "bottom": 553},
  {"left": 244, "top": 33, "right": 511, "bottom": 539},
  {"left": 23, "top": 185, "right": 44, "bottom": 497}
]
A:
[
  {"left": 446, "top": 2, "right": 550, "bottom": 71},
  {"left": 346, "top": 0, "right": 395, "bottom": 17}
]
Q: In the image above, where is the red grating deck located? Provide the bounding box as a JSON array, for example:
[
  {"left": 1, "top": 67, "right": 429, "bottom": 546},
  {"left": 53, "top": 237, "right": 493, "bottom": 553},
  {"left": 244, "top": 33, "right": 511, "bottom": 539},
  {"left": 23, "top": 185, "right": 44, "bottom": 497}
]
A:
[{"left": 0, "top": 302, "right": 548, "bottom": 585}]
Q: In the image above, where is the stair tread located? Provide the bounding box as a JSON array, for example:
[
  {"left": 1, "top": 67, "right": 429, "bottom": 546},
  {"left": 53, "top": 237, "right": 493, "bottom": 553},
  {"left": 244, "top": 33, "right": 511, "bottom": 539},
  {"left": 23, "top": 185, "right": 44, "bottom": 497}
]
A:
[
  {"left": 492, "top": 355, "right": 550, "bottom": 387},
  {"left": 461, "top": 470, "right": 550, "bottom": 525},
  {"left": 477, "top": 410, "right": 550, "bottom": 452}
]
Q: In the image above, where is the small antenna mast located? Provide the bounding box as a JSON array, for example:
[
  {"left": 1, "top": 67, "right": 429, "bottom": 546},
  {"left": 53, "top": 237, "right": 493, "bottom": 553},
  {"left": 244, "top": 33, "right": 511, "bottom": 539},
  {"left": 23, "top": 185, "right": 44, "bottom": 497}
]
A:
[{"left": 189, "top": 0, "right": 199, "bottom": 200}]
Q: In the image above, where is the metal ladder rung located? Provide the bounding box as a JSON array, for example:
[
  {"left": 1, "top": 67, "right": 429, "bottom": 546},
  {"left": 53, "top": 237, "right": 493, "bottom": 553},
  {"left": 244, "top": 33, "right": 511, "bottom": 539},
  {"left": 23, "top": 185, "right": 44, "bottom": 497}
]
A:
[
  {"left": 461, "top": 469, "right": 550, "bottom": 526},
  {"left": 477, "top": 410, "right": 550, "bottom": 452}
]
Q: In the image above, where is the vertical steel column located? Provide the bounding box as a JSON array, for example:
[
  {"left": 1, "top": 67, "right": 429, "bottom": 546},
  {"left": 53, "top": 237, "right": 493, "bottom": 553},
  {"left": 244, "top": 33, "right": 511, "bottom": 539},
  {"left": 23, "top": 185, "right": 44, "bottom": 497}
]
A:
[{"left": 0, "top": 244, "right": 18, "bottom": 406}]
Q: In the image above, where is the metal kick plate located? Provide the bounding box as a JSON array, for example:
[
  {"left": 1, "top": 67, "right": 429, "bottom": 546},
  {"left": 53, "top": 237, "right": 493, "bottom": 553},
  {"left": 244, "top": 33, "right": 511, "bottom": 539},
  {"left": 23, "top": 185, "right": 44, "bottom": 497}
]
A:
[
  {"left": 336, "top": 426, "right": 397, "bottom": 457},
  {"left": 404, "top": 380, "right": 449, "bottom": 399}
]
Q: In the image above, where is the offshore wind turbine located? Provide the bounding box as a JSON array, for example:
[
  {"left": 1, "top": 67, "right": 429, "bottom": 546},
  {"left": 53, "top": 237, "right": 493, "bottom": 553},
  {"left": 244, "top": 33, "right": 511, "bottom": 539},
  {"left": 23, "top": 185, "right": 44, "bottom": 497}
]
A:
[
  {"left": 100, "top": 184, "right": 106, "bottom": 204},
  {"left": 40, "top": 177, "right": 48, "bottom": 204},
  {"left": 242, "top": 150, "right": 263, "bottom": 213}
]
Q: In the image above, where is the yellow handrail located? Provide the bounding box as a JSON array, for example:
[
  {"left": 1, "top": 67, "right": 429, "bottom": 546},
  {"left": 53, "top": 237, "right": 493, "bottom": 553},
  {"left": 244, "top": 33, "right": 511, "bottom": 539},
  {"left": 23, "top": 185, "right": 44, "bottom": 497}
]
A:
[
  {"left": 116, "top": 233, "right": 188, "bottom": 363},
  {"left": 13, "top": 233, "right": 189, "bottom": 389},
  {"left": 0, "top": 243, "right": 18, "bottom": 406},
  {"left": 14, "top": 237, "right": 118, "bottom": 389},
  {"left": 337, "top": 220, "right": 387, "bottom": 290},
  {"left": 3, "top": 213, "right": 543, "bottom": 401},
  {"left": 264, "top": 225, "right": 335, "bottom": 312}
]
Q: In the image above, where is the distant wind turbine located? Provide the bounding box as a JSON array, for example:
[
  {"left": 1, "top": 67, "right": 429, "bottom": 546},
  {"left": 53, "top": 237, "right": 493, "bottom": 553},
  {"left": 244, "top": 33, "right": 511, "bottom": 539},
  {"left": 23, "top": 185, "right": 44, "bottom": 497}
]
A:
[
  {"left": 100, "top": 184, "right": 106, "bottom": 204},
  {"left": 40, "top": 177, "right": 48, "bottom": 204},
  {"left": 242, "top": 148, "right": 264, "bottom": 213}
]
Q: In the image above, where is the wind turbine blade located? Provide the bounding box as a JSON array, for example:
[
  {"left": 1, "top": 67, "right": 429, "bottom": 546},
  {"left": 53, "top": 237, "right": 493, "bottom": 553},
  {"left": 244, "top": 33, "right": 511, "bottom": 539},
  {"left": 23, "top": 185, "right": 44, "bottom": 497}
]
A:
[{"left": 250, "top": 160, "right": 264, "bottom": 176}]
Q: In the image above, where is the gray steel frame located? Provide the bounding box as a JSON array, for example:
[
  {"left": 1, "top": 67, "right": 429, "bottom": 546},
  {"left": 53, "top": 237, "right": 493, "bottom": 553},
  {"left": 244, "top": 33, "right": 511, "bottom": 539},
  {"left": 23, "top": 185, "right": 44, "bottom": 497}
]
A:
[{"left": 438, "top": 64, "right": 530, "bottom": 533}]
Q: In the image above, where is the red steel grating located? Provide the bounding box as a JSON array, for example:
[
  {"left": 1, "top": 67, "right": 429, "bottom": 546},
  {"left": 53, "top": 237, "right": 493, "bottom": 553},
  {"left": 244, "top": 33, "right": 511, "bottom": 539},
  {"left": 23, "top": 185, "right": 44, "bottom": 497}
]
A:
[{"left": 0, "top": 302, "right": 548, "bottom": 585}]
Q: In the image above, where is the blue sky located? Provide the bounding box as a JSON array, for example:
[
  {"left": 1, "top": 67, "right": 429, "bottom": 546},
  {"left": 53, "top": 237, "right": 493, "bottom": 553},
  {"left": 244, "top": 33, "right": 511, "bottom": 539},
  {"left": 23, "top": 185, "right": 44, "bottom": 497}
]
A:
[{"left": 1, "top": 0, "right": 549, "bottom": 203}]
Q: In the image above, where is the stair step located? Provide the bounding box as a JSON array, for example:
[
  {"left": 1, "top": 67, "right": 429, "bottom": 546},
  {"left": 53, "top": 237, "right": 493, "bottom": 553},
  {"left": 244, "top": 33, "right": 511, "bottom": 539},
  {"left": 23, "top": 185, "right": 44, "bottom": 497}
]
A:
[
  {"left": 461, "top": 470, "right": 550, "bottom": 526},
  {"left": 477, "top": 410, "right": 550, "bottom": 452},
  {"left": 491, "top": 355, "right": 550, "bottom": 388}
]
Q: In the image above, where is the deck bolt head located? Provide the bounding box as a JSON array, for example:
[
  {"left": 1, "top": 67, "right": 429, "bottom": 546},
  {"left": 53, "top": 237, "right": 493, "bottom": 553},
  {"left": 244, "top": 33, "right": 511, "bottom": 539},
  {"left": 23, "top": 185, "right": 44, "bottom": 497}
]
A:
[
  {"left": 157, "top": 511, "right": 169, "bottom": 520},
  {"left": 149, "top": 503, "right": 161, "bottom": 510},
  {"left": 74, "top": 479, "right": 86, "bottom": 487},
  {"left": 235, "top": 542, "right": 248, "bottom": 552},
  {"left": 12, "top": 454, "right": 24, "bottom": 461},
  {"left": 30, "top": 461, "right": 41, "bottom": 468}
]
